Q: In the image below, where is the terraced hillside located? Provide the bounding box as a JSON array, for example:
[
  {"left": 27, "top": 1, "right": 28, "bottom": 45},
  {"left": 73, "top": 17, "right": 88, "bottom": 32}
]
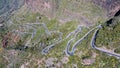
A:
[{"left": 0, "top": 0, "right": 120, "bottom": 68}]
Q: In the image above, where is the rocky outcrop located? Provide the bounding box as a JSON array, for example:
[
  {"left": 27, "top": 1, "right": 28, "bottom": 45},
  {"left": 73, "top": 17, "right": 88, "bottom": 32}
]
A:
[
  {"left": 0, "top": 0, "right": 119, "bottom": 23},
  {"left": 25, "top": 0, "right": 56, "bottom": 19},
  {"left": 92, "top": 0, "right": 120, "bottom": 18},
  {"left": 24, "top": 0, "right": 120, "bottom": 27}
]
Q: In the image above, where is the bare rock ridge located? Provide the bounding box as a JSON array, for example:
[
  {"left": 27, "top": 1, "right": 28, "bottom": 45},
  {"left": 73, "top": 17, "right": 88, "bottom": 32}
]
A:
[
  {"left": 0, "top": 0, "right": 119, "bottom": 25},
  {"left": 0, "top": 0, "right": 120, "bottom": 20},
  {"left": 24, "top": 0, "right": 120, "bottom": 27},
  {"left": 25, "top": 0, "right": 55, "bottom": 18},
  {"left": 92, "top": 0, "right": 120, "bottom": 18},
  {"left": 105, "top": 9, "right": 120, "bottom": 28}
]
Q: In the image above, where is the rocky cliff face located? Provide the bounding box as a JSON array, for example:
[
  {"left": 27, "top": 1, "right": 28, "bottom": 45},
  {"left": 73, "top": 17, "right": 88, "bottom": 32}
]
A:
[
  {"left": 1, "top": 0, "right": 119, "bottom": 24},
  {"left": 0, "top": 0, "right": 120, "bottom": 20},
  {"left": 92, "top": 0, "right": 120, "bottom": 18},
  {"left": 25, "top": 0, "right": 57, "bottom": 19},
  {"left": 24, "top": 0, "right": 120, "bottom": 26}
]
